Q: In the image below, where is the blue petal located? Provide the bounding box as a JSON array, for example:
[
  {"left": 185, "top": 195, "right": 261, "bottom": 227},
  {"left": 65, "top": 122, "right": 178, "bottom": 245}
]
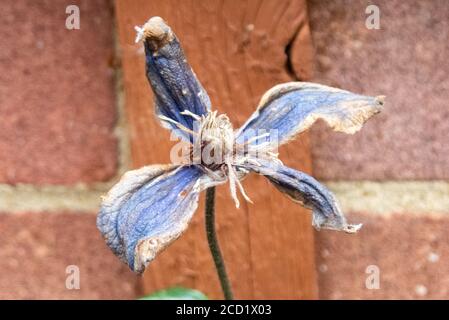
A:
[
  {"left": 237, "top": 82, "right": 384, "bottom": 145},
  {"left": 97, "top": 165, "right": 205, "bottom": 273},
  {"left": 244, "top": 160, "right": 361, "bottom": 233},
  {"left": 141, "top": 17, "right": 211, "bottom": 140}
]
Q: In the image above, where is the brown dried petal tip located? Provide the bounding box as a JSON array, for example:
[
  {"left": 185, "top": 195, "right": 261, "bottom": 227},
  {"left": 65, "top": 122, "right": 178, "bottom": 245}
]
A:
[{"left": 135, "top": 16, "right": 174, "bottom": 49}]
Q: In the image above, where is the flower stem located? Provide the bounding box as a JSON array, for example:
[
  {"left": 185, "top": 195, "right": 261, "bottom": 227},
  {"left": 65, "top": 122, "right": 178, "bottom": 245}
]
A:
[{"left": 205, "top": 187, "right": 234, "bottom": 300}]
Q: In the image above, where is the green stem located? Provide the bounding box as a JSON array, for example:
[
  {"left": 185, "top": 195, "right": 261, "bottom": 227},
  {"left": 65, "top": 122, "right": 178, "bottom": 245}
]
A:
[{"left": 205, "top": 187, "right": 234, "bottom": 300}]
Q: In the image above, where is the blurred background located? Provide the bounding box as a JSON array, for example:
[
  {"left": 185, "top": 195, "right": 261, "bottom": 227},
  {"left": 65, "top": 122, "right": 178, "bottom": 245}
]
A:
[{"left": 0, "top": 0, "right": 448, "bottom": 299}]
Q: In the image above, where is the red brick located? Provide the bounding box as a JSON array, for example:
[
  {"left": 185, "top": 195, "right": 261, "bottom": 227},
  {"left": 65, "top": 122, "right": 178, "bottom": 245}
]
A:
[
  {"left": 0, "top": 0, "right": 117, "bottom": 184},
  {"left": 316, "top": 212, "right": 449, "bottom": 299},
  {"left": 308, "top": 0, "right": 449, "bottom": 180},
  {"left": 0, "top": 212, "right": 139, "bottom": 299}
]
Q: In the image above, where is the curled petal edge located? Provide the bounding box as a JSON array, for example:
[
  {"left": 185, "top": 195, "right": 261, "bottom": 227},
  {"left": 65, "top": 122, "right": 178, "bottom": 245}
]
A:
[
  {"left": 97, "top": 164, "right": 225, "bottom": 273},
  {"left": 243, "top": 161, "right": 361, "bottom": 234},
  {"left": 237, "top": 82, "right": 384, "bottom": 145},
  {"left": 137, "top": 16, "right": 212, "bottom": 141}
]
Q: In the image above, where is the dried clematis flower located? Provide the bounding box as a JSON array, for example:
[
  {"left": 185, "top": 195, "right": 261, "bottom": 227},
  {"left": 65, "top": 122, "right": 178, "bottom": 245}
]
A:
[{"left": 97, "top": 16, "right": 384, "bottom": 274}]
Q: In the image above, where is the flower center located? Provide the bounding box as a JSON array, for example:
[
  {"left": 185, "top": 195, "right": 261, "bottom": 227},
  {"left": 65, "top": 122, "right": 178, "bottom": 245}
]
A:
[
  {"left": 160, "top": 110, "right": 281, "bottom": 208},
  {"left": 196, "top": 111, "right": 234, "bottom": 170}
]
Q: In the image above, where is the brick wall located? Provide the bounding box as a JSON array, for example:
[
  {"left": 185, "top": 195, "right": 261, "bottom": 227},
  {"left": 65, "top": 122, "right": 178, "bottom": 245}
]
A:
[
  {"left": 0, "top": 0, "right": 447, "bottom": 299},
  {"left": 0, "top": 0, "right": 138, "bottom": 299},
  {"left": 309, "top": 0, "right": 449, "bottom": 299}
]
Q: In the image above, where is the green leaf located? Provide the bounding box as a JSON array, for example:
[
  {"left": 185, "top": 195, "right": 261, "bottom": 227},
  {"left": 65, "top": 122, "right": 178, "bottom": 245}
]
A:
[{"left": 139, "top": 287, "right": 208, "bottom": 300}]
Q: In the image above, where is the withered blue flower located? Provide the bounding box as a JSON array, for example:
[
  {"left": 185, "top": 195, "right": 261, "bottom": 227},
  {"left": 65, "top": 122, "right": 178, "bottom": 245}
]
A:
[{"left": 97, "top": 17, "right": 384, "bottom": 274}]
